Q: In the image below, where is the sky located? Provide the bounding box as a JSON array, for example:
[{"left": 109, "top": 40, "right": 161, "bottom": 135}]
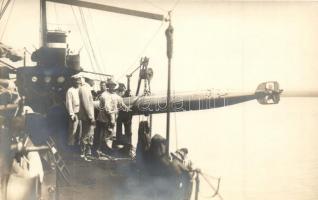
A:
[
  {"left": 2, "top": 0, "right": 318, "bottom": 92},
  {"left": 1, "top": 1, "right": 318, "bottom": 200}
]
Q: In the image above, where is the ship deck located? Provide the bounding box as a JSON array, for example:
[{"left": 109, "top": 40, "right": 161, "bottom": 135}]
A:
[
  {"left": 59, "top": 156, "right": 130, "bottom": 200},
  {"left": 56, "top": 148, "right": 137, "bottom": 200},
  {"left": 55, "top": 152, "right": 188, "bottom": 200}
]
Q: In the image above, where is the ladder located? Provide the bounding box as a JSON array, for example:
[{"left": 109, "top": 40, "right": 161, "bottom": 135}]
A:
[{"left": 46, "top": 137, "right": 71, "bottom": 186}]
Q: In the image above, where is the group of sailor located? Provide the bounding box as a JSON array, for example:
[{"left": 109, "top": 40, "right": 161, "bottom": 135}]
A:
[{"left": 65, "top": 73, "right": 131, "bottom": 161}]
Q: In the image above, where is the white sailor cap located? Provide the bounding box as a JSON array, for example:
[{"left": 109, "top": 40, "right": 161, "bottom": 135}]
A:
[
  {"left": 71, "top": 73, "right": 82, "bottom": 79},
  {"left": 71, "top": 72, "right": 94, "bottom": 79}
]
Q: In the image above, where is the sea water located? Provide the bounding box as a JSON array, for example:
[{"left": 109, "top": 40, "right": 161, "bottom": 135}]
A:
[{"left": 131, "top": 98, "right": 318, "bottom": 200}]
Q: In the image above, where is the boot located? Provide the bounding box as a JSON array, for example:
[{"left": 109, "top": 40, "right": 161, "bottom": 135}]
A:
[
  {"left": 80, "top": 145, "right": 86, "bottom": 158},
  {"left": 86, "top": 145, "right": 92, "bottom": 157},
  {"left": 83, "top": 145, "right": 93, "bottom": 161},
  {"left": 124, "top": 144, "right": 134, "bottom": 159}
]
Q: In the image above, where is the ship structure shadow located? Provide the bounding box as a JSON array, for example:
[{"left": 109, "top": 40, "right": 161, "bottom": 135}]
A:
[{"left": 57, "top": 151, "right": 192, "bottom": 200}]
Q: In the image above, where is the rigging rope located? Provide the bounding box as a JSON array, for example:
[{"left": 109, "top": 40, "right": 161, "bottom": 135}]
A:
[
  {"left": 142, "top": 0, "right": 168, "bottom": 12},
  {"left": 87, "top": 9, "right": 106, "bottom": 78},
  {"left": 24, "top": 47, "right": 32, "bottom": 55},
  {"left": 115, "top": 0, "right": 183, "bottom": 81},
  {"left": 79, "top": 7, "right": 96, "bottom": 70},
  {"left": 0, "top": 0, "right": 10, "bottom": 21},
  {"left": 115, "top": 20, "right": 165, "bottom": 81},
  {"left": 0, "top": 0, "right": 4, "bottom": 13},
  {"left": 54, "top": 3, "right": 59, "bottom": 26},
  {"left": 199, "top": 172, "right": 223, "bottom": 200},
  {"left": 79, "top": 7, "right": 101, "bottom": 73},
  {"left": 0, "top": 0, "right": 14, "bottom": 41},
  {"left": 201, "top": 172, "right": 221, "bottom": 180},
  {"left": 71, "top": 6, "right": 95, "bottom": 72},
  {"left": 141, "top": 0, "right": 182, "bottom": 14},
  {"left": 170, "top": 0, "right": 182, "bottom": 12}
]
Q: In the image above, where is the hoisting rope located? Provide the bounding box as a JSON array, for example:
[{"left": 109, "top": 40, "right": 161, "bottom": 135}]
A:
[{"left": 173, "top": 91, "right": 178, "bottom": 149}]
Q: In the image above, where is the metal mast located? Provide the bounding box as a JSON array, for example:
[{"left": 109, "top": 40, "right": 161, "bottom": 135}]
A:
[
  {"left": 47, "top": 0, "right": 166, "bottom": 21},
  {"left": 165, "top": 12, "right": 173, "bottom": 155},
  {"left": 40, "top": 0, "right": 47, "bottom": 47}
]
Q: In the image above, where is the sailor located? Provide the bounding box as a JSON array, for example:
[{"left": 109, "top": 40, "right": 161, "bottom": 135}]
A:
[
  {"left": 97, "top": 78, "right": 129, "bottom": 154},
  {"left": 84, "top": 77, "right": 98, "bottom": 100},
  {"left": 0, "top": 79, "right": 19, "bottom": 106},
  {"left": 107, "top": 79, "right": 130, "bottom": 136},
  {"left": 95, "top": 80, "right": 107, "bottom": 100},
  {"left": 65, "top": 75, "right": 81, "bottom": 146},
  {"left": 170, "top": 148, "right": 194, "bottom": 199},
  {"left": 78, "top": 73, "right": 95, "bottom": 160},
  {"left": 15, "top": 96, "right": 34, "bottom": 117},
  {"left": 145, "top": 135, "right": 194, "bottom": 198},
  {"left": 94, "top": 81, "right": 109, "bottom": 156},
  {"left": 115, "top": 83, "right": 133, "bottom": 153},
  {"left": 171, "top": 148, "right": 193, "bottom": 175}
]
